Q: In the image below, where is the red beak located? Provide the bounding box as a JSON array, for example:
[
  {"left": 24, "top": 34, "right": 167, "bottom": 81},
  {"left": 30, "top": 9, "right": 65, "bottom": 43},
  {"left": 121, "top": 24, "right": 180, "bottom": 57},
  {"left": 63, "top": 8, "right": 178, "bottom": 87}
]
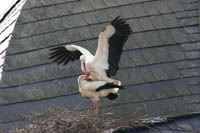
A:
[{"left": 85, "top": 72, "right": 89, "bottom": 78}]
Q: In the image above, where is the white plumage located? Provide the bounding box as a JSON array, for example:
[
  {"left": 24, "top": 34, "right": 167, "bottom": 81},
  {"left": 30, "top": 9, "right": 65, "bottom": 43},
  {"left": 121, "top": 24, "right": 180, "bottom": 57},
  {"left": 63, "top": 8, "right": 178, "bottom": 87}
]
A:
[
  {"left": 78, "top": 75, "right": 123, "bottom": 114},
  {"left": 49, "top": 16, "right": 132, "bottom": 83}
]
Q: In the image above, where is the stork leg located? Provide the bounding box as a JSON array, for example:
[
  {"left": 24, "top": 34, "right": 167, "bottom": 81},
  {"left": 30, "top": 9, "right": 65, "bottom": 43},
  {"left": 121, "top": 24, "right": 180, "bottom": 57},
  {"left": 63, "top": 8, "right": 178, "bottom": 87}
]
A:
[{"left": 93, "top": 101, "right": 99, "bottom": 115}]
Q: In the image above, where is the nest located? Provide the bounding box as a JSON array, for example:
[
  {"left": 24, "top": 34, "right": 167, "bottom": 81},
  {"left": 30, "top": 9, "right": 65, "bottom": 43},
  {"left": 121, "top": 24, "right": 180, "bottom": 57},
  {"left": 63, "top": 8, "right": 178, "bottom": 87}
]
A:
[{"left": 11, "top": 107, "right": 149, "bottom": 133}]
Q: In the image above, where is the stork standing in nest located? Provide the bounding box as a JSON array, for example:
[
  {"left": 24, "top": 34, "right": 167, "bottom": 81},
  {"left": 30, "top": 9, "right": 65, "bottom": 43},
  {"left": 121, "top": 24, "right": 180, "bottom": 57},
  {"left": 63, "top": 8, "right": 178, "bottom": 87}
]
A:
[
  {"left": 49, "top": 16, "right": 132, "bottom": 84},
  {"left": 78, "top": 75, "right": 124, "bottom": 115}
]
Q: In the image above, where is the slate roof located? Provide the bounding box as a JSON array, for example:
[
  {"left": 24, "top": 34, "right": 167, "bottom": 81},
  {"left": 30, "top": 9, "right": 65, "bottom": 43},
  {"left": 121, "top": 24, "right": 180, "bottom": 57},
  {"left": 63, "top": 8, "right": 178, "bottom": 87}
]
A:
[
  {"left": 0, "top": 0, "right": 200, "bottom": 131},
  {"left": 119, "top": 114, "right": 200, "bottom": 133}
]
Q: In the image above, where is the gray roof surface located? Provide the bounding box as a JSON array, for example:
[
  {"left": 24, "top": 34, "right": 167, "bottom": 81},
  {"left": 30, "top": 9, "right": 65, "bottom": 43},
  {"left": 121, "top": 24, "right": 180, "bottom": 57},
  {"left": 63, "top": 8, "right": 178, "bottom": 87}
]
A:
[
  {"left": 0, "top": 0, "right": 200, "bottom": 129},
  {"left": 119, "top": 115, "right": 200, "bottom": 133}
]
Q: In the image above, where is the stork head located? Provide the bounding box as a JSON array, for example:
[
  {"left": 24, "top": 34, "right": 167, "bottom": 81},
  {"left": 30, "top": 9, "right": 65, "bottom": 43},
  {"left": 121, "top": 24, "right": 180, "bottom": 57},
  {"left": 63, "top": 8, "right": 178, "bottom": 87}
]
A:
[
  {"left": 85, "top": 65, "right": 93, "bottom": 78},
  {"left": 85, "top": 66, "right": 101, "bottom": 81}
]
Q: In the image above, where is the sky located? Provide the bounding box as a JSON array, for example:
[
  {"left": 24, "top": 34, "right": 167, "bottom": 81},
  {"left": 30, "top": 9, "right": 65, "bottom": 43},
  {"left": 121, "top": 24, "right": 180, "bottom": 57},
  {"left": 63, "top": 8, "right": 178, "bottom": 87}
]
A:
[{"left": 0, "top": 0, "right": 17, "bottom": 20}]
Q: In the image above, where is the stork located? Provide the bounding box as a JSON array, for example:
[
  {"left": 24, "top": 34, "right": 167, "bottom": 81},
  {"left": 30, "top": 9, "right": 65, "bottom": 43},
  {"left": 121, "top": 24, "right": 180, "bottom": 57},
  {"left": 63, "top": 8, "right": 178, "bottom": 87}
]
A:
[
  {"left": 78, "top": 75, "right": 124, "bottom": 115},
  {"left": 49, "top": 16, "right": 132, "bottom": 84}
]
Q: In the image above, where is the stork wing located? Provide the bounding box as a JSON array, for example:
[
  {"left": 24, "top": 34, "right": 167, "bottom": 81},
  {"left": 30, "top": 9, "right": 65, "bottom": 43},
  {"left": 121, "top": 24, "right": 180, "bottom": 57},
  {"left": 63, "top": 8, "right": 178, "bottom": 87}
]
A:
[
  {"left": 82, "top": 79, "right": 123, "bottom": 91},
  {"left": 95, "top": 83, "right": 124, "bottom": 91},
  {"left": 49, "top": 45, "right": 94, "bottom": 65},
  {"left": 93, "top": 16, "right": 132, "bottom": 76}
]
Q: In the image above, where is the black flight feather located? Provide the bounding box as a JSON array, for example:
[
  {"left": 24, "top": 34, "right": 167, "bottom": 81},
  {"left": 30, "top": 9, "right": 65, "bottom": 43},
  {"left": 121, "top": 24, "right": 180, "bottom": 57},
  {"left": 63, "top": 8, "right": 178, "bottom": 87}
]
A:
[
  {"left": 49, "top": 46, "right": 82, "bottom": 65},
  {"left": 107, "top": 16, "right": 132, "bottom": 76},
  {"left": 95, "top": 83, "right": 125, "bottom": 92}
]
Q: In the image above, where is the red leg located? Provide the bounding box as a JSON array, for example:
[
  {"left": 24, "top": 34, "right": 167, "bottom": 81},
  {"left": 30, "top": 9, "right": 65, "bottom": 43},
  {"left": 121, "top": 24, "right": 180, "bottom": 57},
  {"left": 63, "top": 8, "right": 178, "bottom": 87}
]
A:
[{"left": 93, "top": 102, "right": 99, "bottom": 115}]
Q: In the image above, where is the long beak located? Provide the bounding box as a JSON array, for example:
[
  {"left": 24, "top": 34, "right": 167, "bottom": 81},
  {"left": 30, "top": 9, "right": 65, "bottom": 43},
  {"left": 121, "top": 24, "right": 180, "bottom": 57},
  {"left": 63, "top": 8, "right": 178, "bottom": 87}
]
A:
[{"left": 85, "top": 72, "right": 89, "bottom": 78}]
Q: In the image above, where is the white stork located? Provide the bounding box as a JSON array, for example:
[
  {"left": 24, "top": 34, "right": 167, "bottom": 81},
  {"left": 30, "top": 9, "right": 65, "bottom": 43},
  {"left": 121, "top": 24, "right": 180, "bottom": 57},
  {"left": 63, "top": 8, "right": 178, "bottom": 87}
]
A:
[
  {"left": 78, "top": 75, "right": 124, "bottom": 115},
  {"left": 49, "top": 16, "right": 132, "bottom": 83}
]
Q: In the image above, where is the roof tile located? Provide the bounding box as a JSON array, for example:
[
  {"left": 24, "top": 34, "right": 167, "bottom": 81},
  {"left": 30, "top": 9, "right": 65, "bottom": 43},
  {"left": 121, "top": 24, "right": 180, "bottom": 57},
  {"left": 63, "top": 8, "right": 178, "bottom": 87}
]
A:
[
  {"left": 72, "top": 14, "right": 88, "bottom": 26},
  {"left": 131, "top": 52, "right": 147, "bottom": 66},
  {"left": 69, "top": 2, "right": 83, "bottom": 13},
  {"left": 167, "top": 46, "right": 185, "bottom": 61},
  {"left": 190, "top": 85, "right": 200, "bottom": 94},
  {"left": 181, "top": 67, "right": 200, "bottom": 77},
  {"left": 162, "top": 14, "right": 179, "bottom": 28},
  {"left": 96, "top": 10, "right": 111, "bottom": 22},
  {"left": 139, "top": 17, "right": 154, "bottom": 31},
  {"left": 123, "top": 34, "right": 139, "bottom": 50},
  {"left": 187, "top": 115, "right": 200, "bottom": 131},
  {"left": 146, "top": 31, "right": 163, "bottom": 46},
  {"left": 160, "top": 99, "right": 179, "bottom": 116},
  {"left": 150, "top": 15, "right": 167, "bottom": 29},
  {"left": 175, "top": 11, "right": 187, "bottom": 19},
  {"left": 49, "top": 18, "right": 63, "bottom": 31},
  {"left": 188, "top": 34, "right": 200, "bottom": 42},
  {"left": 173, "top": 97, "right": 189, "bottom": 114},
  {"left": 184, "top": 2, "right": 199, "bottom": 10},
  {"left": 179, "top": 17, "right": 199, "bottom": 27},
  {"left": 144, "top": 1, "right": 160, "bottom": 15},
  {"left": 155, "top": 0, "right": 172, "bottom": 14},
  {"left": 182, "top": 0, "right": 199, "bottom": 3},
  {"left": 183, "top": 95, "right": 200, "bottom": 104},
  {"left": 146, "top": 101, "right": 166, "bottom": 117},
  {"left": 68, "top": 28, "right": 82, "bottom": 42},
  {"left": 186, "top": 10, "right": 198, "bottom": 18},
  {"left": 184, "top": 26, "right": 200, "bottom": 34},
  {"left": 79, "top": 0, "right": 93, "bottom": 11},
  {"left": 84, "top": 11, "right": 100, "bottom": 24},
  {"left": 140, "top": 68, "right": 156, "bottom": 82},
  {"left": 133, "top": 32, "right": 151, "bottom": 48},
  {"left": 90, "top": 0, "right": 106, "bottom": 9},
  {"left": 106, "top": 7, "right": 123, "bottom": 19},
  {"left": 154, "top": 47, "right": 172, "bottom": 63},
  {"left": 181, "top": 42, "right": 200, "bottom": 51},
  {"left": 132, "top": 3, "right": 148, "bottom": 17},
  {"left": 151, "top": 65, "right": 169, "bottom": 81},
  {"left": 170, "top": 28, "right": 189, "bottom": 43},
  {"left": 163, "top": 63, "right": 182, "bottom": 79},
  {"left": 167, "top": 0, "right": 185, "bottom": 12},
  {"left": 55, "top": 30, "right": 72, "bottom": 44},
  {"left": 119, "top": 5, "right": 136, "bottom": 18},
  {"left": 177, "top": 60, "right": 200, "bottom": 69},
  {"left": 172, "top": 79, "right": 191, "bottom": 95},
  {"left": 187, "top": 103, "right": 200, "bottom": 113},
  {"left": 115, "top": 0, "right": 130, "bottom": 5},
  {"left": 185, "top": 51, "right": 200, "bottom": 59},
  {"left": 78, "top": 26, "right": 93, "bottom": 40},
  {"left": 116, "top": 68, "right": 145, "bottom": 85},
  {"left": 127, "top": 18, "right": 144, "bottom": 32},
  {"left": 61, "top": 15, "right": 76, "bottom": 28},
  {"left": 143, "top": 50, "right": 159, "bottom": 65},
  {"left": 158, "top": 29, "right": 176, "bottom": 45},
  {"left": 161, "top": 81, "right": 179, "bottom": 97},
  {"left": 103, "top": 0, "right": 118, "bottom": 7},
  {"left": 187, "top": 76, "right": 200, "bottom": 85}
]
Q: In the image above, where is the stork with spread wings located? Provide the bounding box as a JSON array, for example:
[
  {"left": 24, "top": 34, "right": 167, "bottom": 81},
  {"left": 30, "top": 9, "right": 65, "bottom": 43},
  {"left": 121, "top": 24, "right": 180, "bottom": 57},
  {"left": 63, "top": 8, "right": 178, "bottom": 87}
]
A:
[{"left": 49, "top": 16, "right": 132, "bottom": 84}]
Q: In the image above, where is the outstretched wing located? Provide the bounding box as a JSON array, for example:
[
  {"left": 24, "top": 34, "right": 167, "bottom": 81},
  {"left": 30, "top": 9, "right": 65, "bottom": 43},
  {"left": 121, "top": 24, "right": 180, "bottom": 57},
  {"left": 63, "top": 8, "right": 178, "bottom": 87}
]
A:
[
  {"left": 49, "top": 45, "right": 94, "bottom": 65},
  {"left": 107, "top": 16, "right": 132, "bottom": 76},
  {"left": 93, "top": 16, "right": 132, "bottom": 76}
]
